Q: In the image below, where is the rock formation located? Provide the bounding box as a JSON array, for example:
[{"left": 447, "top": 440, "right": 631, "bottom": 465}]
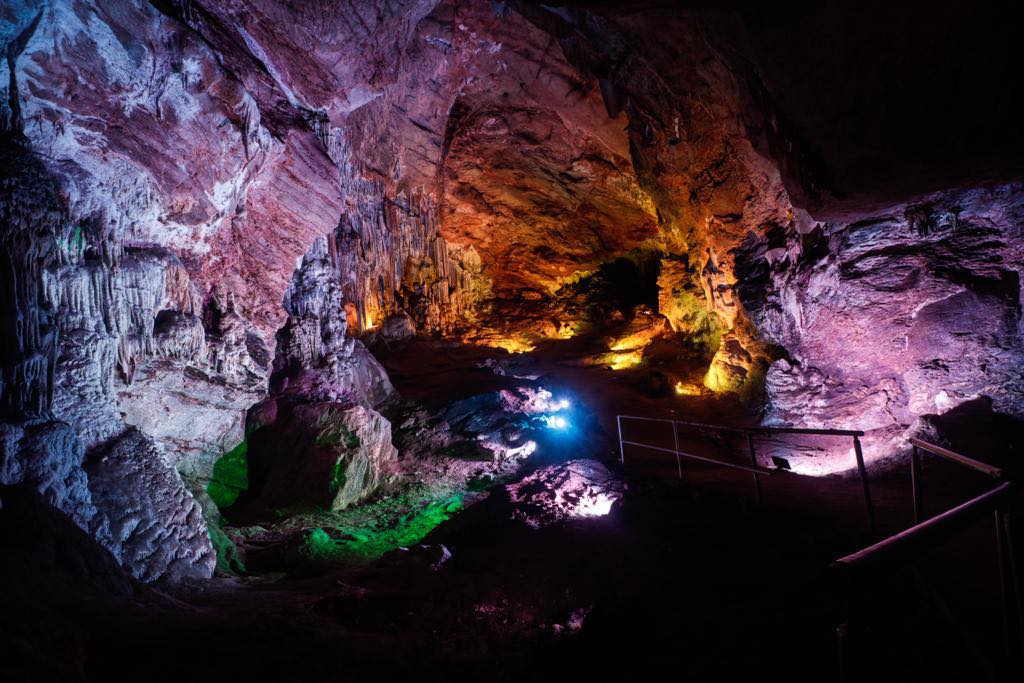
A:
[
  {"left": 506, "top": 459, "right": 625, "bottom": 528},
  {"left": 1, "top": 0, "right": 1021, "bottom": 578},
  {"left": 84, "top": 428, "right": 217, "bottom": 582},
  {"left": 237, "top": 238, "right": 399, "bottom": 514}
]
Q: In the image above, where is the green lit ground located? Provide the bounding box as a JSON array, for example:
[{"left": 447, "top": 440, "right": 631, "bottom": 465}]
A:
[
  {"left": 212, "top": 476, "right": 471, "bottom": 570},
  {"left": 282, "top": 484, "right": 465, "bottom": 563},
  {"left": 199, "top": 331, "right": 709, "bottom": 573}
]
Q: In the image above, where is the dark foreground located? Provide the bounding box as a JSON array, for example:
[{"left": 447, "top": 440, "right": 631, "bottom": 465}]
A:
[{"left": 2, "top": 342, "right": 1020, "bottom": 682}]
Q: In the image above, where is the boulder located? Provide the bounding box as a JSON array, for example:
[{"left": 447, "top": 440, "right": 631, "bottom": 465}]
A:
[
  {"left": 704, "top": 334, "right": 755, "bottom": 393},
  {"left": 245, "top": 399, "right": 398, "bottom": 512},
  {"left": 85, "top": 429, "right": 216, "bottom": 583},
  {"left": 506, "top": 459, "right": 626, "bottom": 529},
  {"left": 380, "top": 313, "right": 417, "bottom": 342},
  {"left": 0, "top": 418, "right": 94, "bottom": 529}
]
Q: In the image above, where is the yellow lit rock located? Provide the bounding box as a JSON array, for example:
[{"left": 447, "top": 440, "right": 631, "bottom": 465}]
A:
[
  {"left": 491, "top": 338, "right": 536, "bottom": 354},
  {"left": 556, "top": 321, "right": 576, "bottom": 339},
  {"left": 657, "top": 258, "right": 725, "bottom": 354},
  {"left": 702, "top": 334, "right": 753, "bottom": 392},
  {"left": 674, "top": 381, "right": 702, "bottom": 396},
  {"left": 606, "top": 350, "right": 643, "bottom": 370},
  {"left": 607, "top": 305, "right": 666, "bottom": 352}
]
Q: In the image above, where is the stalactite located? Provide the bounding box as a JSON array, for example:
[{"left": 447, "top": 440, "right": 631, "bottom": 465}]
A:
[
  {"left": 43, "top": 246, "right": 203, "bottom": 384},
  {"left": 328, "top": 176, "right": 488, "bottom": 336},
  {"left": 0, "top": 138, "right": 62, "bottom": 420},
  {"left": 0, "top": 137, "right": 98, "bottom": 529}
]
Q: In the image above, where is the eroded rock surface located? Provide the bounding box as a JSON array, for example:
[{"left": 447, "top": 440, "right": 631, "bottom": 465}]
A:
[
  {"left": 751, "top": 185, "right": 1024, "bottom": 467},
  {"left": 0, "top": 419, "right": 94, "bottom": 528},
  {"left": 506, "top": 459, "right": 625, "bottom": 529},
  {"left": 85, "top": 428, "right": 215, "bottom": 582}
]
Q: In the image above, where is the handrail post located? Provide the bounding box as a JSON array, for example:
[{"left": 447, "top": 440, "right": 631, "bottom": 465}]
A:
[
  {"left": 1003, "top": 512, "right": 1024, "bottom": 660},
  {"left": 910, "top": 444, "right": 922, "bottom": 525},
  {"left": 747, "top": 433, "right": 763, "bottom": 504},
  {"left": 617, "top": 415, "right": 625, "bottom": 464},
  {"left": 853, "top": 436, "right": 876, "bottom": 536},
  {"left": 836, "top": 621, "right": 849, "bottom": 683},
  {"left": 671, "top": 421, "right": 683, "bottom": 480},
  {"left": 997, "top": 508, "right": 1012, "bottom": 669}
]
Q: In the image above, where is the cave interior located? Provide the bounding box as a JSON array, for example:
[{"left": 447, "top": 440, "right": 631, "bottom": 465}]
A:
[{"left": 1, "top": 1, "right": 1023, "bottom": 681}]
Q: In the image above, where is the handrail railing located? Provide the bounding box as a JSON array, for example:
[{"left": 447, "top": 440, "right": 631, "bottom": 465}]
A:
[
  {"left": 909, "top": 437, "right": 1003, "bottom": 526},
  {"left": 833, "top": 439, "right": 1021, "bottom": 680},
  {"left": 910, "top": 436, "right": 1003, "bottom": 478},
  {"left": 676, "top": 418, "right": 866, "bottom": 438},
  {"left": 615, "top": 413, "right": 1021, "bottom": 677},
  {"left": 832, "top": 481, "right": 1014, "bottom": 574},
  {"left": 616, "top": 414, "right": 874, "bottom": 530},
  {"left": 616, "top": 415, "right": 866, "bottom": 437},
  {"left": 618, "top": 438, "right": 773, "bottom": 476}
]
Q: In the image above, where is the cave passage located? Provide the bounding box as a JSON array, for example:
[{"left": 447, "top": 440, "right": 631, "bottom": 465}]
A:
[{"left": 1, "top": 1, "right": 1023, "bottom": 681}]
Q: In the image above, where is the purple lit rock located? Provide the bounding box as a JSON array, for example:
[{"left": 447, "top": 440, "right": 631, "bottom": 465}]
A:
[
  {"left": 753, "top": 185, "right": 1024, "bottom": 469},
  {"left": 506, "top": 460, "right": 625, "bottom": 529}
]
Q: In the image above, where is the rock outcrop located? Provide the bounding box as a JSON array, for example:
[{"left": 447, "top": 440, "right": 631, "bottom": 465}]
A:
[
  {"left": 0, "top": 418, "right": 94, "bottom": 528},
  {"left": 235, "top": 230, "right": 400, "bottom": 515},
  {"left": 85, "top": 428, "right": 216, "bottom": 582},
  {"left": 753, "top": 185, "right": 1024, "bottom": 468},
  {"left": 506, "top": 459, "right": 625, "bottom": 529},
  {"left": 274, "top": 237, "right": 395, "bottom": 406},
  {"left": 244, "top": 399, "right": 399, "bottom": 513}
]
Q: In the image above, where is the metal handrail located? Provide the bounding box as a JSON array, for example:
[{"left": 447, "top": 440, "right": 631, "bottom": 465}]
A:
[
  {"left": 616, "top": 414, "right": 874, "bottom": 528},
  {"left": 617, "top": 414, "right": 866, "bottom": 437},
  {"left": 616, "top": 414, "right": 751, "bottom": 434},
  {"left": 910, "top": 437, "right": 1003, "bottom": 478},
  {"left": 615, "top": 413, "right": 1022, "bottom": 675},
  {"left": 619, "top": 439, "right": 773, "bottom": 476},
  {"left": 909, "top": 437, "right": 1003, "bottom": 527},
  {"left": 833, "top": 481, "right": 1014, "bottom": 574},
  {"left": 834, "top": 440, "right": 1021, "bottom": 679}
]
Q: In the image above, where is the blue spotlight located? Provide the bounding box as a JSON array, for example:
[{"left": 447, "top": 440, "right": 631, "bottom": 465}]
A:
[{"left": 545, "top": 414, "right": 570, "bottom": 430}]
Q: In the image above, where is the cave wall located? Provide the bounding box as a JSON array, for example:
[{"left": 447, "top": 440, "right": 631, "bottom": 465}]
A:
[
  {"left": 1, "top": 0, "right": 1022, "bottom": 579},
  {"left": 3, "top": 0, "right": 622, "bottom": 578},
  {"left": 756, "top": 185, "right": 1024, "bottom": 450},
  {"left": 500, "top": 2, "right": 1023, "bottom": 467},
  {"left": 1, "top": 138, "right": 94, "bottom": 529},
  {"left": 0, "top": 138, "right": 216, "bottom": 581}
]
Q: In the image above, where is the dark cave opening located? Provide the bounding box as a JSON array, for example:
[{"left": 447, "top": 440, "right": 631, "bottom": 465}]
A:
[{"left": 571, "top": 251, "right": 663, "bottom": 320}]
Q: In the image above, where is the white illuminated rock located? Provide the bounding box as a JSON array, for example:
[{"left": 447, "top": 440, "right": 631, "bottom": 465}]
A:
[{"left": 506, "top": 459, "right": 625, "bottom": 528}]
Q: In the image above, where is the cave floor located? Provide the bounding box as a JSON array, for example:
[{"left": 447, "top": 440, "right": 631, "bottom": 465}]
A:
[
  {"left": 376, "top": 338, "right": 996, "bottom": 539},
  {"left": 6, "top": 340, "right": 1010, "bottom": 682}
]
